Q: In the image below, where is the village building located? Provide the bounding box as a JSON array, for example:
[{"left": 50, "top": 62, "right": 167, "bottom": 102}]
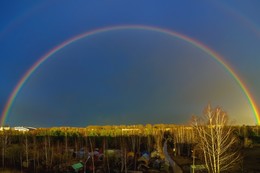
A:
[{"left": 14, "top": 126, "right": 36, "bottom": 132}]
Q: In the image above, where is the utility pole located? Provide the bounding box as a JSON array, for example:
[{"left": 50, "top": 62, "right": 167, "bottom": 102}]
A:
[{"left": 192, "top": 149, "right": 196, "bottom": 173}]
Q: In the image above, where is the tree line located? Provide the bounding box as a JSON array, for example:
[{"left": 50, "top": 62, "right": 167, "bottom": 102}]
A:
[{"left": 1, "top": 106, "right": 259, "bottom": 172}]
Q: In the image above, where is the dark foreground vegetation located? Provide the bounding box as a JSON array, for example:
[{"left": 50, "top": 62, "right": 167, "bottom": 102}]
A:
[
  {"left": 0, "top": 123, "right": 260, "bottom": 173},
  {"left": 0, "top": 124, "right": 175, "bottom": 173}
]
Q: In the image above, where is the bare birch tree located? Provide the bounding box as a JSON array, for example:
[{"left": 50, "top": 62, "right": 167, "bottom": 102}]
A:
[{"left": 192, "top": 105, "right": 240, "bottom": 173}]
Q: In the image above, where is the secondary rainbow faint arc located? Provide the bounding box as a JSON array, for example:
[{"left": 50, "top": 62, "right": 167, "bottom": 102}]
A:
[{"left": 1, "top": 25, "right": 259, "bottom": 126}]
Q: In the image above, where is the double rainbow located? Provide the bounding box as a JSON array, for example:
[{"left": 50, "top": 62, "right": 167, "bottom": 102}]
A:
[{"left": 1, "top": 25, "right": 259, "bottom": 125}]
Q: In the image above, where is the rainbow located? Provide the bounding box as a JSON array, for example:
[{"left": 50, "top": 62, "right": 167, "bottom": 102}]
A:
[{"left": 1, "top": 25, "right": 259, "bottom": 126}]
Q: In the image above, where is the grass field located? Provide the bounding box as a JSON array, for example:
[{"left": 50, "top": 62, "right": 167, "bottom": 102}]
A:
[{"left": 242, "top": 146, "right": 260, "bottom": 172}]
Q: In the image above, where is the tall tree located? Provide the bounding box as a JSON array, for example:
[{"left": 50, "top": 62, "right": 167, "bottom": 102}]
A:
[
  {"left": 192, "top": 105, "right": 240, "bottom": 173},
  {"left": 1, "top": 129, "right": 10, "bottom": 168}
]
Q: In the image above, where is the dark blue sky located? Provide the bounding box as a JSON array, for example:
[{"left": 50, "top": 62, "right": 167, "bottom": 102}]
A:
[{"left": 1, "top": 1, "right": 260, "bottom": 127}]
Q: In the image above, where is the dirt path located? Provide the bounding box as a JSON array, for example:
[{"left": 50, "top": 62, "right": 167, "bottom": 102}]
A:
[{"left": 163, "top": 140, "right": 183, "bottom": 173}]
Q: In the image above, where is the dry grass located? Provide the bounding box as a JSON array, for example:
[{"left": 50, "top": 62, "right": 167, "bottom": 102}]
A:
[
  {"left": 242, "top": 146, "right": 260, "bottom": 172},
  {"left": 0, "top": 169, "right": 22, "bottom": 173}
]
